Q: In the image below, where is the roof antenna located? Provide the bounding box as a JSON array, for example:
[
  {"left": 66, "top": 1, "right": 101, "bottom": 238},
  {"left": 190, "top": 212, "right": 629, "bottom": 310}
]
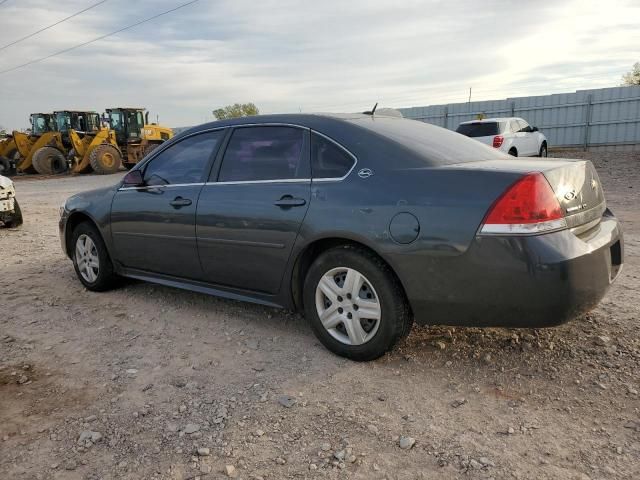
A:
[{"left": 363, "top": 102, "right": 378, "bottom": 115}]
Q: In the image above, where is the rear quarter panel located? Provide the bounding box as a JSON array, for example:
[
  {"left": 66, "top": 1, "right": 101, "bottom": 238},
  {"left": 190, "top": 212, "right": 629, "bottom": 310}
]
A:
[{"left": 293, "top": 165, "right": 524, "bottom": 302}]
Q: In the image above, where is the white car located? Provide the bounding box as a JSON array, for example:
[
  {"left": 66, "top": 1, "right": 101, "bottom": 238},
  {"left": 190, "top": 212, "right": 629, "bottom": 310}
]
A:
[
  {"left": 456, "top": 117, "right": 548, "bottom": 157},
  {"left": 0, "top": 175, "right": 22, "bottom": 228}
]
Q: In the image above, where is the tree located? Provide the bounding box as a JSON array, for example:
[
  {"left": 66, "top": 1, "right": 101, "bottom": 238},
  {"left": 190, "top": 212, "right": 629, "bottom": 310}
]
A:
[
  {"left": 212, "top": 103, "right": 260, "bottom": 120},
  {"left": 621, "top": 62, "right": 640, "bottom": 86}
]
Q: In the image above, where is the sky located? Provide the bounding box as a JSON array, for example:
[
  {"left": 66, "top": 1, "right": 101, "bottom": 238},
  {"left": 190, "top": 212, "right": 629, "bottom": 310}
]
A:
[{"left": 0, "top": 0, "right": 638, "bottom": 130}]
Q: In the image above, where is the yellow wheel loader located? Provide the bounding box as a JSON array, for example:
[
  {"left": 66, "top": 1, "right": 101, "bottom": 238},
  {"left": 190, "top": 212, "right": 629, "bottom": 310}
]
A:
[
  {"left": 106, "top": 108, "right": 173, "bottom": 169},
  {"left": 68, "top": 127, "right": 122, "bottom": 175},
  {"left": 13, "top": 113, "right": 66, "bottom": 174},
  {"left": 28, "top": 110, "right": 103, "bottom": 175}
]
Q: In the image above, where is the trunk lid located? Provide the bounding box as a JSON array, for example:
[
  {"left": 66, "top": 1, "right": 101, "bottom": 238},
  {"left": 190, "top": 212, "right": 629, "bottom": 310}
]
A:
[
  {"left": 447, "top": 158, "right": 606, "bottom": 230},
  {"left": 468, "top": 135, "right": 494, "bottom": 147}
]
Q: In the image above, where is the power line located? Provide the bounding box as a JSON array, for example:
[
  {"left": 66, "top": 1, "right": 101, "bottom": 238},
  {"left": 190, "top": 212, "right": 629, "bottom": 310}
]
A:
[
  {"left": 0, "top": 0, "right": 200, "bottom": 76},
  {"left": 0, "top": 0, "right": 110, "bottom": 52}
]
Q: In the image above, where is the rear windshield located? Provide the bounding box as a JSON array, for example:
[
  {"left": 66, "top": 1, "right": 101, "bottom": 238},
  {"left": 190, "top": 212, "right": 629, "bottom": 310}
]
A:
[
  {"left": 456, "top": 122, "right": 500, "bottom": 137},
  {"left": 347, "top": 116, "right": 506, "bottom": 166}
]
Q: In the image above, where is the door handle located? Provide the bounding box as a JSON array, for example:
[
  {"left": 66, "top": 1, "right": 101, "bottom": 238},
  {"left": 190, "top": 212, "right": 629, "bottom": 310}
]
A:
[
  {"left": 170, "top": 196, "right": 192, "bottom": 208},
  {"left": 274, "top": 195, "right": 306, "bottom": 208}
]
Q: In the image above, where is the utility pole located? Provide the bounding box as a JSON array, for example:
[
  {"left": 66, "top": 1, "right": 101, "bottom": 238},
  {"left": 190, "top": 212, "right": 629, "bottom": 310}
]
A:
[{"left": 468, "top": 87, "right": 472, "bottom": 110}]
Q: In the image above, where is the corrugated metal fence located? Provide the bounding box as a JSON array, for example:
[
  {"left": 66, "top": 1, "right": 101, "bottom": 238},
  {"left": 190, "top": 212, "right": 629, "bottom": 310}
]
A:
[{"left": 398, "top": 86, "right": 640, "bottom": 151}]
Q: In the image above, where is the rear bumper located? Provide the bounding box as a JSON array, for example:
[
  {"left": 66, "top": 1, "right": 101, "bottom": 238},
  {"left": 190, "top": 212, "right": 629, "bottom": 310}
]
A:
[{"left": 393, "top": 210, "right": 623, "bottom": 327}]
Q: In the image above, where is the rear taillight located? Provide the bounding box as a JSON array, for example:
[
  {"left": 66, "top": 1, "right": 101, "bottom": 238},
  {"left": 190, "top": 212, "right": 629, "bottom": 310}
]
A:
[
  {"left": 480, "top": 173, "right": 566, "bottom": 235},
  {"left": 492, "top": 135, "right": 504, "bottom": 148}
]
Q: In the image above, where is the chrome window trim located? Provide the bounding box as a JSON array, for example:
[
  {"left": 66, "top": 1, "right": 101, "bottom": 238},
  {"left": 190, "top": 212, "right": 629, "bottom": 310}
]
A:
[
  {"left": 205, "top": 178, "right": 311, "bottom": 186},
  {"left": 310, "top": 130, "right": 358, "bottom": 182},
  {"left": 119, "top": 182, "right": 205, "bottom": 191},
  {"left": 126, "top": 123, "right": 359, "bottom": 187},
  {"left": 230, "top": 122, "right": 310, "bottom": 130}
]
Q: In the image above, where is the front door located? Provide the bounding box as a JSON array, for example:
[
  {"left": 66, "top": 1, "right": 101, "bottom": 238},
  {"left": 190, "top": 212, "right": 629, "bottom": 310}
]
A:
[
  {"left": 110, "top": 130, "right": 224, "bottom": 279},
  {"left": 196, "top": 125, "right": 311, "bottom": 294}
]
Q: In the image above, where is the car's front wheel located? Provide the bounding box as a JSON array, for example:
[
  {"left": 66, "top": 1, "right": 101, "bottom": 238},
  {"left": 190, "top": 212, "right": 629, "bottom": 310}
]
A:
[
  {"left": 303, "top": 245, "right": 412, "bottom": 361},
  {"left": 71, "top": 222, "right": 118, "bottom": 291}
]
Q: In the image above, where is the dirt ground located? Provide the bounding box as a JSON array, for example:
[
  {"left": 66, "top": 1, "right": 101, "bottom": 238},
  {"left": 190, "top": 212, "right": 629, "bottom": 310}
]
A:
[{"left": 1, "top": 150, "right": 639, "bottom": 480}]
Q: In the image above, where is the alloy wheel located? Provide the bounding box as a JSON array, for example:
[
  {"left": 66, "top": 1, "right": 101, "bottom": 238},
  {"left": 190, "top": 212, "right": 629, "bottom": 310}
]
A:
[
  {"left": 75, "top": 234, "right": 100, "bottom": 283},
  {"left": 315, "top": 267, "right": 381, "bottom": 345}
]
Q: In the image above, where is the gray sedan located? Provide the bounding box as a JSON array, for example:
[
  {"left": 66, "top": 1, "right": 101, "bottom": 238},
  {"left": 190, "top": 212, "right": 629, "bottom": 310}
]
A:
[{"left": 59, "top": 113, "right": 624, "bottom": 360}]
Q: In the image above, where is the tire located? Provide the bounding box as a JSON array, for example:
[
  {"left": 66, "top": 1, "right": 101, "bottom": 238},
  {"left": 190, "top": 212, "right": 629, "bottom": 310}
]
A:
[
  {"left": 0, "top": 156, "right": 11, "bottom": 176},
  {"left": 508, "top": 148, "right": 518, "bottom": 157},
  {"left": 303, "top": 245, "right": 412, "bottom": 361},
  {"left": 2, "top": 199, "right": 23, "bottom": 228},
  {"left": 539, "top": 143, "right": 548, "bottom": 157},
  {"left": 143, "top": 143, "right": 160, "bottom": 158},
  {"left": 71, "top": 222, "right": 117, "bottom": 291},
  {"left": 32, "top": 146, "right": 68, "bottom": 174},
  {"left": 89, "top": 144, "right": 122, "bottom": 175}
]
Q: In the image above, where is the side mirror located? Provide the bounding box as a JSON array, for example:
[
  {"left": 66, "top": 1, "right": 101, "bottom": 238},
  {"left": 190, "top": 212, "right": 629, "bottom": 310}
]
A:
[
  {"left": 531, "top": 126, "right": 539, "bottom": 132},
  {"left": 122, "top": 169, "right": 144, "bottom": 187}
]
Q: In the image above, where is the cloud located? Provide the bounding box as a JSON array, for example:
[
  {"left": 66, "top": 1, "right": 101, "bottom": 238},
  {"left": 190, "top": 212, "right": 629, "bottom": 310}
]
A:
[{"left": 0, "top": 0, "right": 637, "bottom": 129}]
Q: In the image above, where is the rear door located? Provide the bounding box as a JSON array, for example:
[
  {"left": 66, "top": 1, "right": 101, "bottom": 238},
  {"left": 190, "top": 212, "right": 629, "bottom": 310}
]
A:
[
  {"left": 110, "top": 130, "right": 224, "bottom": 278},
  {"left": 196, "top": 125, "right": 311, "bottom": 294},
  {"left": 517, "top": 119, "right": 538, "bottom": 156}
]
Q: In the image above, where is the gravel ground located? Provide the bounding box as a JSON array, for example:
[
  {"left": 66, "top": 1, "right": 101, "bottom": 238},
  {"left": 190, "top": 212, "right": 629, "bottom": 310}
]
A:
[{"left": 1, "top": 150, "right": 639, "bottom": 480}]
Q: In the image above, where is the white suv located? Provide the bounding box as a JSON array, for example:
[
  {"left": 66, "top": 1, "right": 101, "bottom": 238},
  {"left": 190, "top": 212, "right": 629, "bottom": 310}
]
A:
[{"left": 456, "top": 117, "right": 548, "bottom": 157}]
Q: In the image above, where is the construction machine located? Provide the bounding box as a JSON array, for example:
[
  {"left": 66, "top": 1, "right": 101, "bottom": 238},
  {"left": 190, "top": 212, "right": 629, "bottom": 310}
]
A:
[
  {"left": 0, "top": 134, "right": 18, "bottom": 176},
  {"left": 12, "top": 113, "right": 65, "bottom": 174},
  {"left": 106, "top": 108, "right": 173, "bottom": 169},
  {"left": 22, "top": 110, "right": 101, "bottom": 175},
  {"left": 12, "top": 110, "right": 122, "bottom": 175},
  {"left": 67, "top": 127, "right": 121, "bottom": 174}
]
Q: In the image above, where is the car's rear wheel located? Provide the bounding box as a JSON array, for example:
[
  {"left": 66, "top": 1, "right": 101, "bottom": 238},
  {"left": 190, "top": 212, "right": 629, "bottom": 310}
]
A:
[
  {"left": 539, "top": 143, "right": 548, "bottom": 157},
  {"left": 508, "top": 148, "right": 518, "bottom": 157},
  {"left": 303, "top": 245, "right": 412, "bottom": 361},
  {"left": 72, "top": 222, "right": 117, "bottom": 291}
]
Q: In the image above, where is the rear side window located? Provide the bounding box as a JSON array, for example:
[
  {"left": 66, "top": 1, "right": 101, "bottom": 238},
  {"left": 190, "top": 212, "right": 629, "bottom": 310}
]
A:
[
  {"left": 217, "top": 126, "right": 307, "bottom": 182},
  {"left": 311, "top": 133, "right": 355, "bottom": 179},
  {"left": 143, "top": 131, "right": 223, "bottom": 186},
  {"left": 455, "top": 122, "right": 499, "bottom": 137}
]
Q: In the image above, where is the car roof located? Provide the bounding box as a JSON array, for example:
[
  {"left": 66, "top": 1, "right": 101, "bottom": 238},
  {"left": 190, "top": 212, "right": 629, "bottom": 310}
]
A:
[
  {"left": 459, "top": 117, "right": 522, "bottom": 125},
  {"left": 178, "top": 113, "right": 506, "bottom": 168}
]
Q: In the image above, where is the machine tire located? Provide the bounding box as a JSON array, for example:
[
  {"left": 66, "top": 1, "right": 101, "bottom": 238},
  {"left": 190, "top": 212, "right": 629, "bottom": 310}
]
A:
[
  {"left": 89, "top": 144, "right": 122, "bottom": 175},
  {"left": 32, "top": 147, "right": 68, "bottom": 175},
  {"left": 143, "top": 143, "right": 160, "bottom": 158}
]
